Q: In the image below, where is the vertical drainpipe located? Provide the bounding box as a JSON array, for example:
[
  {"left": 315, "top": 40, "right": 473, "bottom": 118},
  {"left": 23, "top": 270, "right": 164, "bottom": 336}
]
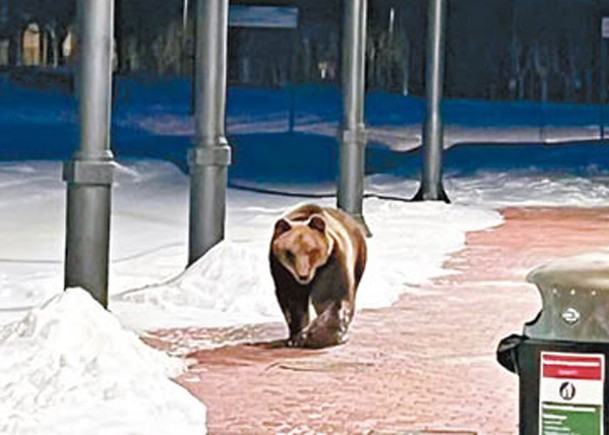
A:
[
  {"left": 188, "top": 0, "right": 232, "bottom": 265},
  {"left": 338, "top": 0, "right": 371, "bottom": 236},
  {"left": 63, "top": 0, "right": 116, "bottom": 307},
  {"left": 413, "top": 0, "right": 450, "bottom": 202}
]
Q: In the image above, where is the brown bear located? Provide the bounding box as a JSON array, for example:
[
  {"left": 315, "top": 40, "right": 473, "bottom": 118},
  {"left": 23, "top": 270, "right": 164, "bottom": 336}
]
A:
[{"left": 269, "top": 203, "right": 367, "bottom": 349}]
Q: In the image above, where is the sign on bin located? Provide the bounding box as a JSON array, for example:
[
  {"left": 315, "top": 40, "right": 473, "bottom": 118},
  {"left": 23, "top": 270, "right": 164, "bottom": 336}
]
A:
[{"left": 539, "top": 352, "right": 604, "bottom": 434}]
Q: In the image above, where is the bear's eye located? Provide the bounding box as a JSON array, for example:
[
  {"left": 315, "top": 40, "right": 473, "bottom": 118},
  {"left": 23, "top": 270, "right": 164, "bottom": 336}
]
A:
[{"left": 285, "top": 251, "right": 295, "bottom": 263}]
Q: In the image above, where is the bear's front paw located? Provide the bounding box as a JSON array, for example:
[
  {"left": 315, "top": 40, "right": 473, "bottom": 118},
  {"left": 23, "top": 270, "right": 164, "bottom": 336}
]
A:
[
  {"left": 286, "top": 332, "right": 307, "bottom": 348},
  {"left": 286, "top": 338, "right": 297, "bottom": 348}
]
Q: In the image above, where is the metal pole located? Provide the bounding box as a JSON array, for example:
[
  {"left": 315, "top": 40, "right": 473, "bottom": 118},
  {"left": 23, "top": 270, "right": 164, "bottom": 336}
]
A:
[
  {"left": 63, "top": 0, "right": 115, "bottom": 307},
  {"left": 181, "top": 0, "right": 189, "bottom": 77},
  {"left": 288, "top": 31, "right": 296, "bottom": 134},
  {"left": 601, "top": 14, "right": 607, "bottom": 140},
  {"left": 338, "top": 0, "right": 371, "bottom": 236},
  {"left": 183, "top": 0, "right": 190, "bottom": 31},
  {"left": 188, "top": 0, "right": 231, "bottom": 265},
  {"left": 413, "top": 0, "right": 449, "bottom": 202}
]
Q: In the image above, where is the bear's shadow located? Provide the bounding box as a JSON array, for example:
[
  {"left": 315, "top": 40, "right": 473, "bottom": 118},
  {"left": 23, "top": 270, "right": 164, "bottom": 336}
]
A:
[{"left": 246, "top": 338, "right": 288, "bottom": 349}]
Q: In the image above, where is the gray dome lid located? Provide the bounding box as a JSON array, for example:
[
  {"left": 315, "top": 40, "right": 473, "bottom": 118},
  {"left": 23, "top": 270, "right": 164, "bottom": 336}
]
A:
[
  {"left": 527, "top": 251, "right": 609, "bottom": 292},
  {"left": 524, "top": 251, "right": 609, "bottom": 343}
]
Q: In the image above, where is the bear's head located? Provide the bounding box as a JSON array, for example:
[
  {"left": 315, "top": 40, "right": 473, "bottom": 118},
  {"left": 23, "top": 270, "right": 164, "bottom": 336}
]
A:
[{"left": 271, "top": 215, "right": 334, "bottom": 285}]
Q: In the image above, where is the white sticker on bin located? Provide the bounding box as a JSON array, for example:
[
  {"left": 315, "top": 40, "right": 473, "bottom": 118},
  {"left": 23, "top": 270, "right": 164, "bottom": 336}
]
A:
[{"left": 539, "top": 352, "right": 604, "bottom": 434}]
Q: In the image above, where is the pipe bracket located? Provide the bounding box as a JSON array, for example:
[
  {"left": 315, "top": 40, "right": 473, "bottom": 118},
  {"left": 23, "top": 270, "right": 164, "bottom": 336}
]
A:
[
  {"left": 188, "top": 143, "right": 232, "bottom": 168},
  {"left": 341, "top": 127, "right": 368, "bottom": 145},
  {"left": 63, "top": 160, "right": 115, "bottom": 186}
]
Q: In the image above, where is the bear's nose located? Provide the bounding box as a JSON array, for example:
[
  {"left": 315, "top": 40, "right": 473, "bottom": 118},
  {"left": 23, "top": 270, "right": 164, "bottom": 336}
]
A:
[{"left": 298, "top": 274, "right": 308, "bottom": 281}]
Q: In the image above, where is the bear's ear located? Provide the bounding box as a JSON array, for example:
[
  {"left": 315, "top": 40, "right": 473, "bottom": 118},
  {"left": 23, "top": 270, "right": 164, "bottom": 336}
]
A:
[
  {"left": 308, "top": 215, "right": 326, "bottom": 233},
  {"left": 274, "top": 218, "right": 291, "bottom": 237}
]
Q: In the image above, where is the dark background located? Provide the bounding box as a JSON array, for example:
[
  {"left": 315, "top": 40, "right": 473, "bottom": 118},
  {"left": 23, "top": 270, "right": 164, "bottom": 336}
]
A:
[{"left": 1, "top": 0, "right": 608, "bottom": 104}]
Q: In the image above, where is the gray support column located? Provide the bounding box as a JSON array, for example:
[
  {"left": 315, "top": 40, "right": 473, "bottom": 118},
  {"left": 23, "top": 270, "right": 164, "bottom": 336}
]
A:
[
  {"left": 63, "top": 0, "right": 116, "bottom": 307},
  {"left": 338, "top": 0, "right": 371, "bottom": 236},
  {"left": 601, "top": 14, "right": 607, "bottom": 140},
  {"left": 188, "top": 0, "right": 231, "bottom": 265},
  {"left": 413, "top": 0, "right": 449, "bottom": 202}
]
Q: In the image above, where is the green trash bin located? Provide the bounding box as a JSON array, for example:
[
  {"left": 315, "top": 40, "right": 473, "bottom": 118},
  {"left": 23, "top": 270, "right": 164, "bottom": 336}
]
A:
[{"left": 497, "top": 253, "right": 609, "bottom": 434}]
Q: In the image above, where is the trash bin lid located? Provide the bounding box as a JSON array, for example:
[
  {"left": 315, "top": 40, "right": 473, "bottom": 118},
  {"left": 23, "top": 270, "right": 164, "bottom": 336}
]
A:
[{"left": 524, "top": 250, "right": 609, "bottom": 342}]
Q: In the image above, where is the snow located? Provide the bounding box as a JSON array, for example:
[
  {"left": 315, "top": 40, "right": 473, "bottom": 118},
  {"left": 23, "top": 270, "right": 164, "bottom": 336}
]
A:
[
  {"left": 0, "top": 287, "right": 206, "bottom": 435},
  {"left": 369, "top": 171, "right": 609, "bottom": 208}
]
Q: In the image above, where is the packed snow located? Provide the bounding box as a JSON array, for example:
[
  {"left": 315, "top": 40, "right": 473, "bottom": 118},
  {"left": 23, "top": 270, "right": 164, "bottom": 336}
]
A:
[
  {"left": 369, "top": 170, "right": 609, "bottom": 208},
  {"left": 0, "top": 287, "right": 206, "bottom": 435}
]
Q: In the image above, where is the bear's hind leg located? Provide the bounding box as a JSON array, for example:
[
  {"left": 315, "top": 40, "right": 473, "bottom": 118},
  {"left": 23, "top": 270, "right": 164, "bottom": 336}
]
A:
[{"left": 300, "top": 301, "right": 353, "bottom": 349}]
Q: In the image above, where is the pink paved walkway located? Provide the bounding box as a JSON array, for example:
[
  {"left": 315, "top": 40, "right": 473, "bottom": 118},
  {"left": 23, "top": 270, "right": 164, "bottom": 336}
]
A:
[{"left": 147, "top": 207, "right": 609, "bottom": 434}]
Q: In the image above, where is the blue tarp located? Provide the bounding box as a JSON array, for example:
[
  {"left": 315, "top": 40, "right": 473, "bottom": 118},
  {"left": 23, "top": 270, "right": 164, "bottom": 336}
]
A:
[{"left": 0, "top": 75, "right": 608, "bottom": 183}]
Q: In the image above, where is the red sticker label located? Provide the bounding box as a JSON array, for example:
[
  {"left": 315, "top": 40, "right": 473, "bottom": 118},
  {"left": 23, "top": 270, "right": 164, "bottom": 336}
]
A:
[{"left": 542, "top": 354, "right": 603, "bottom": 381}]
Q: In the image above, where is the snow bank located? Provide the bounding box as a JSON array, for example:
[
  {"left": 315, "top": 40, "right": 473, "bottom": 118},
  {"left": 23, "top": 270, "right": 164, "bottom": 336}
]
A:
[
  {"left": 0, "top": 288, "right": 206, "bottom": 435},
  {"left": 368, "top": 171, "right": 609, "bottom": 208},
  {"left": 357, "top": 198, "right": 503, "bottom": 308},
  {"left": 448, "top": 171, "right": 609, "bottom": 207},
  {"left": 112, "top": 241, "right": 281, "bottom": 331}
]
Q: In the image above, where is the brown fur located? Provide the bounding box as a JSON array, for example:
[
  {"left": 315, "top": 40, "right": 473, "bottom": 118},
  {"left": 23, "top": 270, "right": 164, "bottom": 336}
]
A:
[{"left": 269, "top": 204, "right": 367, "bottom": 348}]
